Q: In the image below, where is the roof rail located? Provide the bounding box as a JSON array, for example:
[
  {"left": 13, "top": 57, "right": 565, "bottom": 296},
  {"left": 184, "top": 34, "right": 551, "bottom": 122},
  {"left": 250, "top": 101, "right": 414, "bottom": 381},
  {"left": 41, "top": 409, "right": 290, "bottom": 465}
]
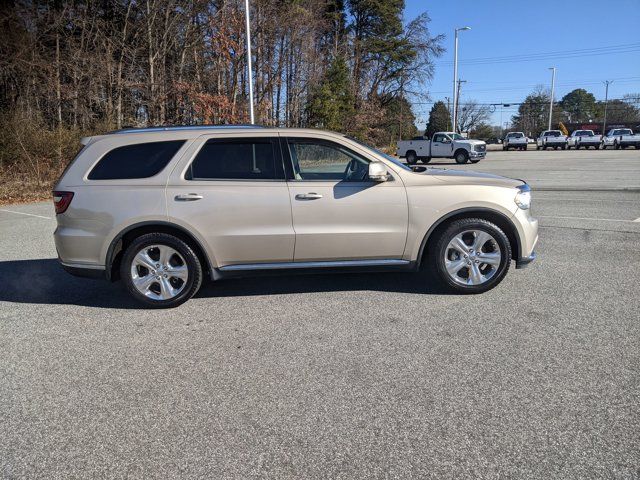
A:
[{"left": 110, "top": 124, "right": 264, "bottom": 134}]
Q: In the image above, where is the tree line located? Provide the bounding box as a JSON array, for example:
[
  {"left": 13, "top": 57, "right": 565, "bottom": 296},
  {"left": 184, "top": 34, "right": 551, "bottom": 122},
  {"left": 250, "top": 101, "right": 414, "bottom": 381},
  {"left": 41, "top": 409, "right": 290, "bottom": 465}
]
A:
[
  {"left": 0, "top": 0, "right": 444, "bottom": 202},
  {"left": 424, "top": 88, "right": 640, "bottom": 140}
]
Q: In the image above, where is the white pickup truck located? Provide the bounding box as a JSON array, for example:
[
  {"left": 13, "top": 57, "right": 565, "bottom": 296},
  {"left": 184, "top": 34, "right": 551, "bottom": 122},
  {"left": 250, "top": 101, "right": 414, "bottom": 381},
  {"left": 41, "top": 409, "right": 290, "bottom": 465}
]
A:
[
  {"left": 567, "top": 130, "right": 602, "bottom": 150},
  {"left": 536, "top": 130, "right": 567, "bottom": 150},
  {"left": 602, "top": 128, "right": 640, "bottom": 149},
  {"left": 503, "top": 132, "right": 528, "bottom": 151},
  {"left": 397, "top": 132, "right": 487, "bottom": 165}
]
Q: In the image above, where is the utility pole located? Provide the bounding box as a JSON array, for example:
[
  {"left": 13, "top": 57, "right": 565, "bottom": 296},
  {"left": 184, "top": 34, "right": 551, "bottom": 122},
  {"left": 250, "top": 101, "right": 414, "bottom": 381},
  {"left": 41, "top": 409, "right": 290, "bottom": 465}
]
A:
[
  {"left": 244, "top": 0, "right": 255, "bottom": 124},
  {"left": 445, "top": 96, "right": 451, "bottom": 131},
  {"left": 548, "top": 67, "right": 556, "bottom": 130},
  {"left": 455, "top": 79, "right": 466, "bottom": 133},
  {"left": 452, "top": 26, "right": 471, "bottom": 133},
  {"left": 602, "top": 80, "right": 613, "bottom": 135}
]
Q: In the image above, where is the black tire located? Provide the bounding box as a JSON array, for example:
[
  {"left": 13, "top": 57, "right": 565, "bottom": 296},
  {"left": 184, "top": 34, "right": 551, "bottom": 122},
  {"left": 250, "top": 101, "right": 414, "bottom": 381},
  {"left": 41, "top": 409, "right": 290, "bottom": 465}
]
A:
[
  {"left": 423, "top": 157, "right": 432, "bottom": 164},
  {"left": 614, "top": 142, "right": 620, "bottom": 150},
  {"left": 469, "top": 159, "right": 481, "bottom": 163},
  {"left": 595, "top": 144, "right": 600, "bottom": 150},
  {"left": 120, "top": 232, "right": 203, "bottom": 308},
  {"left": 406, "top": 151, "right": 418, "bottom": 165},
  {"left": 428, "top": 218, "right": 512, "bottom": 294},
  {"left": 561, "top": 145, "right": 566, "bottom": 150},
  {"left": 454, "top": 150, "right": 469, "bottom": 164},
  {"left": 536, "top": 146, "right": 541, "bottom": 151},
  {"left": 503, "top": 146, "right": 507, "bottom": 151}
]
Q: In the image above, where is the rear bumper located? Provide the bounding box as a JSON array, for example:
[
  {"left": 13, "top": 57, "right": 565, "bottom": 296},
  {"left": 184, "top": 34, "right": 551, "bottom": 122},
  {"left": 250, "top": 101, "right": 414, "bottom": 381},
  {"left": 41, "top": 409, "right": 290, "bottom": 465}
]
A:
[{"left": 60, "top": 260, "right": 106, "bottom": 279}]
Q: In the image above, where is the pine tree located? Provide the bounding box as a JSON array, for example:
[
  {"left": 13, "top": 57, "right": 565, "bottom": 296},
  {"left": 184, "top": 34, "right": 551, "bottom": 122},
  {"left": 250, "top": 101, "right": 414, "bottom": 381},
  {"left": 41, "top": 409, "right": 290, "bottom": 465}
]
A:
[
  {"left": 424, "top": 101, "right": 451, "bottom": 138},
  {"left": 307, "top": 56, "right": 354, "bottom": 131}
]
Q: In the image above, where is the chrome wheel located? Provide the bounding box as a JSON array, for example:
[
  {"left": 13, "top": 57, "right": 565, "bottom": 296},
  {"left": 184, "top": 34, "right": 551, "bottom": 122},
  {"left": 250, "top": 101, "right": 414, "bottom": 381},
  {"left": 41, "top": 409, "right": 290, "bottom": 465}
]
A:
[
  {"left": 443, "top": 229, "right": 502, "bottom": 286},
  {"left": 130, "top": 244, "right": 189, "bottom": 300}
]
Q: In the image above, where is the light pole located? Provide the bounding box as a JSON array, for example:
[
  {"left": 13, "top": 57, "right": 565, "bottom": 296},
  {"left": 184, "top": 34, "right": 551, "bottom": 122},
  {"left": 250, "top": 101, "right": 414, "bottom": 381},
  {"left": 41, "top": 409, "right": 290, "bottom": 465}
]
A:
[
  {"left": 602, "top": 80, "right": 613, "bottom": 135},
  {"left": 452, "top": 26, "right": 471, "bottom": 132},
  {"left": 244, "top": 0, "right": 255, "bottom": 124},
  {"left": 548, "top": 67, "right": 556, "bottom": 131}
]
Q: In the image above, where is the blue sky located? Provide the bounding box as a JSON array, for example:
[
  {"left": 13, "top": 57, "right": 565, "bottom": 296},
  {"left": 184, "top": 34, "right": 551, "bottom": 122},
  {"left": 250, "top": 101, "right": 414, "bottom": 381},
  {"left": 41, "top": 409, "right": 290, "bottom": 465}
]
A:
[{"left": 403, "top": 0, "right": 640, "bottom": 128}]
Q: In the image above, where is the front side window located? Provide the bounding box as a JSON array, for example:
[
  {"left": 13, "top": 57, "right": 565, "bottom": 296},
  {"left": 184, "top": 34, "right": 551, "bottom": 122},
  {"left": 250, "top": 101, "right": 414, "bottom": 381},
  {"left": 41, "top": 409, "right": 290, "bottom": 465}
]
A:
[
  {"left": 287, "top": 139, "right": 370, "bottom": 182},
  {"left": 433, "top": 134, "right": 449, "bottom": 143},
  {"left": 187, "top": 139, "right": 278, "bottom": 180},
  {"left": 88, "top": 140, "right": 185, "bottom": 180}
]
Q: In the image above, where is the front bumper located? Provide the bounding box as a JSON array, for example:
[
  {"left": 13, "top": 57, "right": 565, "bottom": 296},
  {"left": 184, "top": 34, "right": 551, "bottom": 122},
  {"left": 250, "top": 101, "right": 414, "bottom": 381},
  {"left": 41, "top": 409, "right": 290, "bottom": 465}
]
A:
[
  {"left": 469, "top": 151, "right": 486, "bottom": 159},
  {"left": 515, "top": 252, "right": 537, "bottom": 269}
]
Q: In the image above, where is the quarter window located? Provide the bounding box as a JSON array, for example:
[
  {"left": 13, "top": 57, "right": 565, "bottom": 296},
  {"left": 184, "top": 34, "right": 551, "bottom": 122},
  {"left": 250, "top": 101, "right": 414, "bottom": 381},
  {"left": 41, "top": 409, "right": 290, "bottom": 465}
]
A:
[
  {"left": 187, "top": 139, "right": 278, "bottom": 180},
  {"left": 287, "top": 139, "right": 370, "bottom": 182},
  {"left": 88, "top": 140, "right": 185, "bottom": 180}
]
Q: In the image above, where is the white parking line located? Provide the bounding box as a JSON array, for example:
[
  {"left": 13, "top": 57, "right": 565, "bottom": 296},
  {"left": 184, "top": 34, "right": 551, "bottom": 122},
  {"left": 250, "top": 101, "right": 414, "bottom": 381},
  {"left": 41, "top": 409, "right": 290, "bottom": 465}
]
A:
[
  {"left": 0, "top": 209, "right": 52, "bottom": 220},
  {"left": 538, "top": 215, "right": 637, "bottom": 223}
]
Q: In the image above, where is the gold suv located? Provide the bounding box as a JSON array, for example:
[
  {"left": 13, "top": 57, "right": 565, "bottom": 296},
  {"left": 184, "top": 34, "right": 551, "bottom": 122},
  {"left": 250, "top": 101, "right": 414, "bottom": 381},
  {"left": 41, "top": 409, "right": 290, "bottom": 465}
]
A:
[{"left": 53, "top": 126, "right": 538, "bottom": 308}]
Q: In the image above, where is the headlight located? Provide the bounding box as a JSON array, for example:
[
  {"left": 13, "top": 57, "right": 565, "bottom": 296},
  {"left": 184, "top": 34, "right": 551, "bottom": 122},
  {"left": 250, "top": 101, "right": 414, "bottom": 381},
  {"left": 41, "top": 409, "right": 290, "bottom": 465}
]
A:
[{"left": 515, "top": 184, "right": 531, "bottom": 210}]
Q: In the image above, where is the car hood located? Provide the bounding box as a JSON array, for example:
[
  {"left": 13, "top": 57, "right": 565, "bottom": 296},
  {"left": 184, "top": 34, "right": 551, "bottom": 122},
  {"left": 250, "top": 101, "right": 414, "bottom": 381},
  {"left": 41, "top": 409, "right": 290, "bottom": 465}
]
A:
[
  {"left": 417, "top": 167, "right": 525, "bottom": 188},
  {"left": 462, "top": 139, "right": 486, "bottom": 145}
]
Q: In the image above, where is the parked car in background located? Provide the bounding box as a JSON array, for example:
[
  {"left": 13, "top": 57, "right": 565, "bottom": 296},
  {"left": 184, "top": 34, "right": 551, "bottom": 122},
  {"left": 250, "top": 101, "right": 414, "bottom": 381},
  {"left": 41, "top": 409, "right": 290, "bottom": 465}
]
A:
[
  {"left": 397, "top": 132, "right": 487, "bottom": 165},
  {"left": 503, "top": 132, "right": 528, "bottom": 151},
  {"left": 602, "top": 128, "right": 640, "bottom": 149},
  {"left": 486, "top": 137, "right": 503, "bottom": 145},
  {"left": 567, "top": 130, "right": 602, "bottom": 149},
  {"left": 536, "top": 130, "right": 567, "bottom": 150},
  {"left": 53, "top": 126, "right": 537, "bottom": 307}
]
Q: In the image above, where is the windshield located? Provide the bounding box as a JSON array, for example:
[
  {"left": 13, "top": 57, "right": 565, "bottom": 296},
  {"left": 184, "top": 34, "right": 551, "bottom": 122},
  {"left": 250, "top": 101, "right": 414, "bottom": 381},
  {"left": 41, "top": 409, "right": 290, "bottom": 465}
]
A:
[
  {"left": 613, "top": 129, "right": 632, "bottom": 135},
  {"left": 577, "top": 131, "right": 593, "bottom": 136},
  {"left": 450, "top": 133, "right": 464, "bottom": 140},
  {"left": 544, "top": 131, "right": 562, "bottom": 137},
  {"left": 507, "top": 133, "right": 524, "bottom": 138},
  {"left": 346, "top": 136, "right": 412, "bottom": 171}
]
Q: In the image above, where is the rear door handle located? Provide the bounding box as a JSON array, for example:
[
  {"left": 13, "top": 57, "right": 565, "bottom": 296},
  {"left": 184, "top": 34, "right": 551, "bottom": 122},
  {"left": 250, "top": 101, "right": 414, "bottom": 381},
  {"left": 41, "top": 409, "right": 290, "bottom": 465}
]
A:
[
  {"left": 295, "top": 193, "right": 323, "bottom": 200},
  {"left": 175, "top": 193, "right": 203, "bottom": 201}
]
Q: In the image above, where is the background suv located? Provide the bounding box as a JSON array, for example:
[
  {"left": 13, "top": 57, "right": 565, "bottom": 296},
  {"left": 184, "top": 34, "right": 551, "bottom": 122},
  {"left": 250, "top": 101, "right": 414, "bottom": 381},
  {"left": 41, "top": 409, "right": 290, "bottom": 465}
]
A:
[{"left": 54, "top": 126, "right": 538, "bottom": 308}]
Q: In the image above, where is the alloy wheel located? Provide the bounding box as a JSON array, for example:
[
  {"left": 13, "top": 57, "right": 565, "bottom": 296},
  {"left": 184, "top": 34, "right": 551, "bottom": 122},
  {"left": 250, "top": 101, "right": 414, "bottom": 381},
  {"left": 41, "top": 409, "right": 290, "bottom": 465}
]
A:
[
  {"left": 130, "top": 244, "right": 189, "bottom": 300},
  {"left": 443, "top": 229, "right": 502, "bottom": 286}
]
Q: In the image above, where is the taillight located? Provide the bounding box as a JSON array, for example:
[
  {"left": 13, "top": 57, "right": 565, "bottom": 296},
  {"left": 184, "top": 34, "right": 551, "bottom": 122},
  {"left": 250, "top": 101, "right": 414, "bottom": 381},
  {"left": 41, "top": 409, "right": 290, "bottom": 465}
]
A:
[{"left": 53, "top": 191, "right": 74, "bottom": 214}]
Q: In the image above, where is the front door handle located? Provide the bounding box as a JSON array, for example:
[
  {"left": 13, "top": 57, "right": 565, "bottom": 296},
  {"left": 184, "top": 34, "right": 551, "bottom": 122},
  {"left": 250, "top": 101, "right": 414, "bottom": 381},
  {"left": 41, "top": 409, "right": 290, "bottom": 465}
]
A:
[
  {"left": 175, "top": 193, "right": 203, "bottom": 201},
  {"left": 295, "top": 193, "right": 323, "bottom": 200}
]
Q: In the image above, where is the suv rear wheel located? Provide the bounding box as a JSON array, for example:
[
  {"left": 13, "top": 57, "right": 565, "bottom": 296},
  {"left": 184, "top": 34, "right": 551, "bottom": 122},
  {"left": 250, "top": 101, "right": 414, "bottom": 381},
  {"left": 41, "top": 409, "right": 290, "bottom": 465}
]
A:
[
  {"left": 121, "top": 233, "right": 203, "bottom": 308},
  {"left": 430, "top": 218, "right": 512, "bottom": 294}
]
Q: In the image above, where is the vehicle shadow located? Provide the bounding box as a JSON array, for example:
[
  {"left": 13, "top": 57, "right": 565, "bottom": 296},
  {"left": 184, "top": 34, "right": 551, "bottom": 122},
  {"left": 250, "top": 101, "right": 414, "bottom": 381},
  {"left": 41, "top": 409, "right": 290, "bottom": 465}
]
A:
[{"left": 1, "top": 258, "right": 449, "bottom": 309}]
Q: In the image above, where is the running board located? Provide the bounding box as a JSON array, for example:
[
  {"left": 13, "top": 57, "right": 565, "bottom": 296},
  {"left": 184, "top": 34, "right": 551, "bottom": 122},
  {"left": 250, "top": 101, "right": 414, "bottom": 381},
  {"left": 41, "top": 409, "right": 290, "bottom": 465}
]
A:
[{"left": 218, "top": 259, "right": 410, "bottom": 272}]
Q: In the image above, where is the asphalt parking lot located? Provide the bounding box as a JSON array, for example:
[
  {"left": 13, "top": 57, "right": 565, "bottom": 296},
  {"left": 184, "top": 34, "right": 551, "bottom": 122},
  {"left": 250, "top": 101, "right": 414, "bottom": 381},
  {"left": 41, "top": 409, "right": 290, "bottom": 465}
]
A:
[{"left": 1, "top": 149, "right": 639, "bottom": 478}]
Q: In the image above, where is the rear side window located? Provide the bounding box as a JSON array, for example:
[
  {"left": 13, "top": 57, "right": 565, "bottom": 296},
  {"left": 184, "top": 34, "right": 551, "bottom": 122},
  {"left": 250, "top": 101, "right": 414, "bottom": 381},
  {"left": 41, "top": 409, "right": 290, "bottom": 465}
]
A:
[
  {"left": 88, "top": 140, "right": 185, "bottom": 180},
  {"left": 186, "top": 139, "right": 278, "bottom": 180}
]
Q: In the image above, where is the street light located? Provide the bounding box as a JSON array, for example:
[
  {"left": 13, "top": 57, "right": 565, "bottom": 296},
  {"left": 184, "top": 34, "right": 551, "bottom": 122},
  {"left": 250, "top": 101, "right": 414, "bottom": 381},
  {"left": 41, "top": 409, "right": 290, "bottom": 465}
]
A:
[
  {"left": 548, "top": 67, "right": 556, "bottom": 131},
  {"left": 244, "top": 0, "right": 255, "bottom": 124},
  {"left": 602, "top": 80, "right": 613, "bottom": 135},
  {"left": 452, "top": 26, "right": 471, "bottom": 133}
]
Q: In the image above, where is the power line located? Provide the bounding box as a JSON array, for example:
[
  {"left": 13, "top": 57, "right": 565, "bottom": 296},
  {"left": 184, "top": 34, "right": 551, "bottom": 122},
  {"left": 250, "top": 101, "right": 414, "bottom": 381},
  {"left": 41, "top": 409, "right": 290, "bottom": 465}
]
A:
[{"left": 436, "top": 43, "right": 640, "bottom": 66}]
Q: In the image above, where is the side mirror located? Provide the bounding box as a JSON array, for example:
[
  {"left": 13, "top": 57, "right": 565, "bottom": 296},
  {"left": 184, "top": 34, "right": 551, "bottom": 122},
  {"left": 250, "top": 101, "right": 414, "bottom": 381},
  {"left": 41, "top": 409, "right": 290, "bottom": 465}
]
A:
[{"left": 368, "top": 162, "right": 389, "bottom": 182}]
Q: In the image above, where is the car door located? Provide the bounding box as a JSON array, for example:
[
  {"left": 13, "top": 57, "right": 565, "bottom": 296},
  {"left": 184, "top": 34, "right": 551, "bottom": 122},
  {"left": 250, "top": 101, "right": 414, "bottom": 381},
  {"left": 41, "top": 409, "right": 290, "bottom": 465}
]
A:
[
  {"left": 431, "top": 133, "right": 453, "bottom": 157},
  {"left": 283, "top": 135, "right": 408, "bottom": 262},
  {"left": 166, "top": 133, "right": 295, "bottom": 267}
]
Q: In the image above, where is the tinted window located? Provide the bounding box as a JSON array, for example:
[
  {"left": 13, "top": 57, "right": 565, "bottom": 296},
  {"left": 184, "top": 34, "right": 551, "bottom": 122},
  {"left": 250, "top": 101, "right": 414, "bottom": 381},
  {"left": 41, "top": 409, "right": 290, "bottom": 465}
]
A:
[
  {"left": 188, "top": 139, "right": 277, "bottom": 180},
  {"left": 544, "top": 131, "right": 561, "bottom": 137},
  {"left": 507, "top": 133, "right": 524, "bottom": 138},
  {"left": 288, "top": 139, "right": 369, "bottom": 181},
  {"left": 88, "top": 140, "right": 185, "bottom": 180}
]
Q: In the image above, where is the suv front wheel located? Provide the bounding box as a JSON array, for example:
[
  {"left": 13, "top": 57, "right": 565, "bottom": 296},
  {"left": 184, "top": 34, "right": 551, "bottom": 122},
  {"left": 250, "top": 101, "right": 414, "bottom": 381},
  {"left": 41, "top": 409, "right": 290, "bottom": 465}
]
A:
[
  {"left": 430, "top": 218, "right": 512, "bottom": 294},
  {"left": 121, "top": 233, "right": 203, "bottom": 308}
]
